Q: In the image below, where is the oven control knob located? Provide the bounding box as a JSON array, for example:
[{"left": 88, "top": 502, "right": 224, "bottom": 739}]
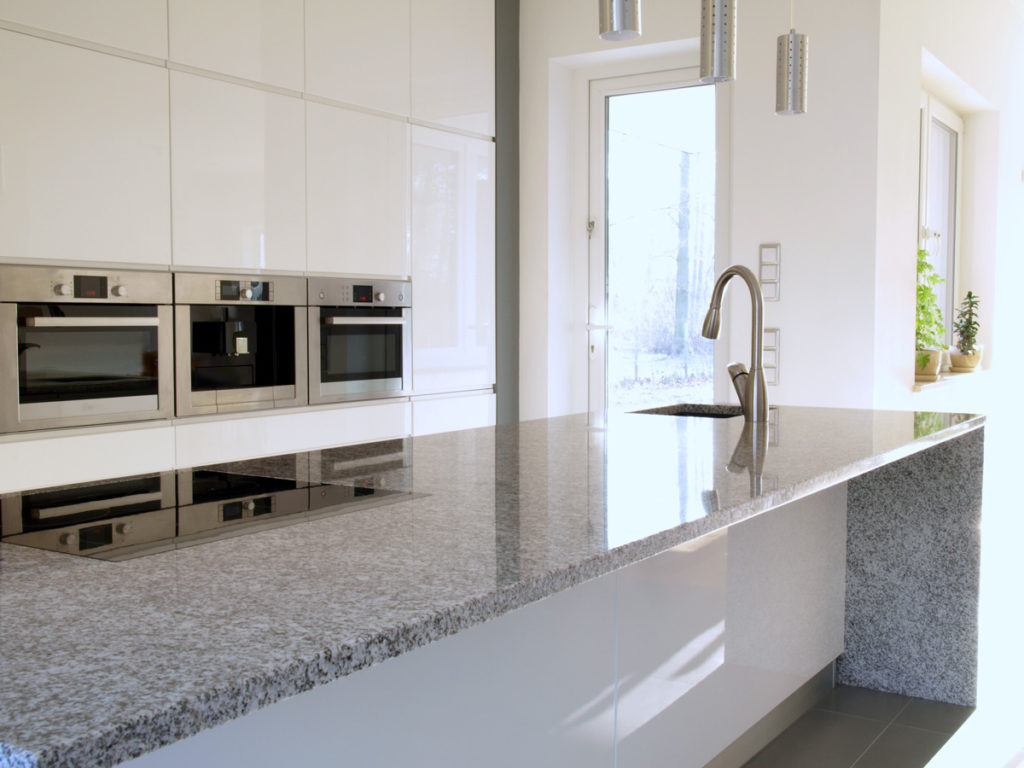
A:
[
  {"left": 111, "top": 285, "right": 128, "bottom": 298},
  {"left": 242, "top": 287, "right": 254, "bottom": 300},
  {"left": 115, "top": 522, "right": 133, "bottom": 536},
  {"left": 244, "top": 500, "right": 256, "bottom": 511},
  {"left": 59, "top": 533, "right": 76, "bottom": 548},
  {"left": 54, "top": 283, "right": 73, "bottom": 297},
  {"left": 375, "top": 291, "right": 386, "bottom": 302}
]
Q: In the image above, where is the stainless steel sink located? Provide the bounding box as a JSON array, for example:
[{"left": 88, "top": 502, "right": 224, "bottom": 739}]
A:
[{"left": 632, "top": 404, "right": 744, "bottom": 419}]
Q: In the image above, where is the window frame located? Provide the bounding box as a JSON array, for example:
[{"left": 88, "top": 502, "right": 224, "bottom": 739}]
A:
[{"left": 918, "top": 91, "right": 965, "bottom": 347}]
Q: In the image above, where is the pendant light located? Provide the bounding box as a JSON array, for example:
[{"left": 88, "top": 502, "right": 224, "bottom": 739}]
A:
[
  {"left": 775, "top": 0, "right": 808, "bottom": 114},
  {"left": 599, "top": 0, "right": 641, "bottom": 41},
  {"left": 699, "top": 0, "right": 737, "bottom": 84}
]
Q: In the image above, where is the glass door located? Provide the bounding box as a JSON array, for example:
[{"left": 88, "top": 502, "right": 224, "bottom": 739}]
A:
[{"left": 588, "top": 70, "right": 719, "bottom": 413}]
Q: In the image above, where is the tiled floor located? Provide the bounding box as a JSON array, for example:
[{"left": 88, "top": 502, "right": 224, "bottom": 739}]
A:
[{"left": 741, "top": 685, "right": 974, "bottom": 768}]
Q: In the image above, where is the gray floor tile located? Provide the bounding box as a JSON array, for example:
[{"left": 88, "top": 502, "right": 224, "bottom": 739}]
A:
[
  {"left": 742, "top": 708, "right": 886, "bottom": 768},
  {"left": 816, "top": 685, "right": 910, "bottom": 723},
  {"left": 850, "top": 724, "right": 950, "bottom": 768},
  {"left": 895, "top": 697, "right": 974, "bottom": 734}
]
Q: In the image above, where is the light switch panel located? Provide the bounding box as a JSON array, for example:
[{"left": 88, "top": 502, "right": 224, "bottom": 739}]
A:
[
  {"left": 759, "top": 243, "right": 781, "bottom": 301},
  {"left": 763, "top": 327, "right": 780, "bottom": 386}
]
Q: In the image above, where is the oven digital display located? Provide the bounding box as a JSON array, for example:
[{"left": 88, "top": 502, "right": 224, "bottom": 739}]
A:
[
  {"left": 218, "top": 281, "right": 270, "bottom": 301},
  {"left": 73, "top": 275, "right": 108, "bottom": 299},
  {"left": 352, "top": 285, "right": 373, "bottom": 303}
]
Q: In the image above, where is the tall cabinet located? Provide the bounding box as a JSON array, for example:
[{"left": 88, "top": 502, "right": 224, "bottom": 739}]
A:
[{"left": 411, "top": 127, "right": 496, "bottom": 434}]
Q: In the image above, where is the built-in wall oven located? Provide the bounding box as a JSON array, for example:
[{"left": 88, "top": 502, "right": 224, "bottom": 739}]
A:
[
  {"left": 175, "top": 272, "right": 307, "bottom": 417},
  {"left": 0, "top": 265, "right": 174, "bottom": 433},
  {"left": 307, "top": 278, "right": 411, "bottom": 404}
]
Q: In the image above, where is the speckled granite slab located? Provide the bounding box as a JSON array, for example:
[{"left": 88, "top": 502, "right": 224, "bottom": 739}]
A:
[
  {"left": 0, "top": 406, "right": 984, "bottom": 767},
  {"left": 839, "top": 427, "right": 983, "bottom": 705}
]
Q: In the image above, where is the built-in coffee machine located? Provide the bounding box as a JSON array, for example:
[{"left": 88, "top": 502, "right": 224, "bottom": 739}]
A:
[{"left": 174, "top": 272, "right": 307, "bottom": 417}]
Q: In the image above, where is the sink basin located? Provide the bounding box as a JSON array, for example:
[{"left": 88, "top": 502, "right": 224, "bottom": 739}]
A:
[{"left": 632, "top": 404, "right": 744, "bottom": 419}]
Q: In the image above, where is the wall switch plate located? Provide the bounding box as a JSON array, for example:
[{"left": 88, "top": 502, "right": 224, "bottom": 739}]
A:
[
  {"left": 759, "top": 243, "right": 781, "bottom": 301},
  {"left": 763, "top": 327, "right": 780, "bottom": 386}
]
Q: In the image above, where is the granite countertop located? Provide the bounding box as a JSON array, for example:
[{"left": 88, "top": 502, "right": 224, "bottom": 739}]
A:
[{"left": 0, "top": 405, "right": 984, "bottom": 767}]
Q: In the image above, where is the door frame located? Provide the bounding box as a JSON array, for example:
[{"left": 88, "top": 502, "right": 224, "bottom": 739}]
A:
[{"left": 581, "top": 65, "right": 731, "bottom": 414}]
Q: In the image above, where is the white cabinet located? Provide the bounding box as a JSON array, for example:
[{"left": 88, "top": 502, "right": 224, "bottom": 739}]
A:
[
  {"left": 305, "top": 0, "right": 410, "bottom": 117},
  {"left": 306, "top": 103, "right": 409, "bottom": 278},
  {"left": 174, "top": 402, "right": 412, "bottom": 467},
  {"left": 412, "top": 391, "right": 495, "bottom": 436},
  {"left": 411, "top": 127, "right": 495, "bottom": 395},
  {"left": 0, "top": 31, "right": 171, "bottom": 267},
  {"left": 0, "top": 0, "right": 167, "bottom": 58},
  {"left": 170, "top": 71, "right": 306, "bottom": 273},
  {"left": 410, "top": 0, "right": 494, "bottom": 136},
  {"left": 168, "top": 0, "right": 304, "bottom": 91}
]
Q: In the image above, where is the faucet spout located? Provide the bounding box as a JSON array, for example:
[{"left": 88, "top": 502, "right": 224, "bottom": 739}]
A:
[{"left": 702, "top": 265, "right": 768, "bottom": 423}]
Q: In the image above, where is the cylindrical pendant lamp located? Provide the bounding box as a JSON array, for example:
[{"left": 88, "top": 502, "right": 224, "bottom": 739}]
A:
[
  {"left": 599, "top": 0, "right": 641, "bottom": 41},
  {"left": 699, "top": 0, "right": 737, "bottom": 83},
  {"left": 776, "top": 28, "right": 808, "bottom": 114}
]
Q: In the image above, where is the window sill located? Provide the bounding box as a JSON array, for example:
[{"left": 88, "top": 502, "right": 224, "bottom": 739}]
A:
[{"left": 912, "top": 368, "right": 987, "bottom": 393}]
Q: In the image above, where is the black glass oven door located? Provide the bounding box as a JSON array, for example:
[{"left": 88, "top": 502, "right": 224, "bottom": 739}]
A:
[
  {"left": 17, "top": 304, "right": 161, "bottom": 417},
  {"left": 320, "top": 308, "right": 405, "bottom": 397}
]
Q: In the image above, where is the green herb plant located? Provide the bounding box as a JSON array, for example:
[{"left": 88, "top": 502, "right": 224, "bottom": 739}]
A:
[
  {"left": 916, "top": 248, "right": 946, "bottom": 370},
  {"left": 952, "top": 291, "right": 980, "bottom": 355}
]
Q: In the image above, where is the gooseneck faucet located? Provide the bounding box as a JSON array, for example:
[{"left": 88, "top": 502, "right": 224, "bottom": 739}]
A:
[{"left": 701, "top": 265, "right": 768, "bottom": 423}]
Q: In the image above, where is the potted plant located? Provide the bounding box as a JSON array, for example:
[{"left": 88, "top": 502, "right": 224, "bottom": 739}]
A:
[
  {"left": 915, "top": 248, "right": 946, "bottom": 382},
  {"left": 950, "top": 291, "right": 982, "bottom": 372}
]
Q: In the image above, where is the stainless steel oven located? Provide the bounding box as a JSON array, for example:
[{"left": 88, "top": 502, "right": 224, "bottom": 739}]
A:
[
  {"left": 174, "top": 272, "right": 307, "bottom": 417},
  {"left": 0, "top": 265, "right": 174, "bottom": 433},
  {"left": 0, "top": 471, "right": 177, "bottom": 559},
  {"left": 307, "top": 277, "right": 411, "bottom": 404}
]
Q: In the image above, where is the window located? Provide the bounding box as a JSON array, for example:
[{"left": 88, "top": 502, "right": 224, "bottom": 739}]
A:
[{"left": 918, "top": 92, "right": 964, "bottom": 346}]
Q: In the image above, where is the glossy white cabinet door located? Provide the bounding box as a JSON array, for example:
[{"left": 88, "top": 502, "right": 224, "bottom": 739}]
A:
[
  {"left": 306, "top": 103, "right": 409, "bottom": 278},
  {"left": 170, "top": 71, "right": 306, "bottom": 273},
  {"left": 411, "top": 0, "right": 494, "bottom": 136},
  {"left": 173, "top": 402, "right": 412, "bottom": 467},
  {"left": 411, "top": 127, "right": 495, "bottom": 395},
  {"left": 305, "top": 0, "right": 410, "bottom": 117},
  {"left": 412, "top": 391, "right": 496, "bottom": 436},
  {"left": 168, "top": 0, "right": 304, "bottom": 91},
  {"left": 0, "top": 31, "right": 171, "bottom": 266},
  {"left": 0, "top": 0, "right": 167, "bottom": 58}
]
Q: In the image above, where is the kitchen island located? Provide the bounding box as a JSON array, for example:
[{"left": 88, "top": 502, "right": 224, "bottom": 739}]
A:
[{"left": 0, "top": 406, "right": 984, "bottom": 767}]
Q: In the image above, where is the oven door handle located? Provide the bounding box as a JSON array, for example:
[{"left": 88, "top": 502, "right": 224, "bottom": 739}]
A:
[
  {"left": 324, "top": 317, "right": 406, "bottom": 326},
  {"left": 32, "top": 491, "right": 165, "bottom": 519},
  {"left": 24, "top": 317, "right": 161, "bottom": 328}
]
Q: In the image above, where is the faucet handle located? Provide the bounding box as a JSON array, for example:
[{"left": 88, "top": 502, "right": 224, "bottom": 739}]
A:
[
  {"left": 727, "top": 363, "right": 748, "bottom": 380},
  {"left": 727, "top": 363, "right": 749, "bottom": 408}
]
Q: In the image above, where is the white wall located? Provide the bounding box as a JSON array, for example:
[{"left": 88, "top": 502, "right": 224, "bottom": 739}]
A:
[
  {"left": 520, "top": 0, "right": 1024, "bottom": 419},
  {"left": 727, "top": 0, "right": 882, "bottom": 410}
]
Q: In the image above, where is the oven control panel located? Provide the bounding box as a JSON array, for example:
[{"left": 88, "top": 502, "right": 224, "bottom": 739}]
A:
[
  {"left": 215, "top": 280, "right": 274, "bottom": 302},
  {"left": 0, "top": 265, "right": 172, "bottom": 304},
  {"left": 308, "top": 278, "right": 412, "bottom": 308}
]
